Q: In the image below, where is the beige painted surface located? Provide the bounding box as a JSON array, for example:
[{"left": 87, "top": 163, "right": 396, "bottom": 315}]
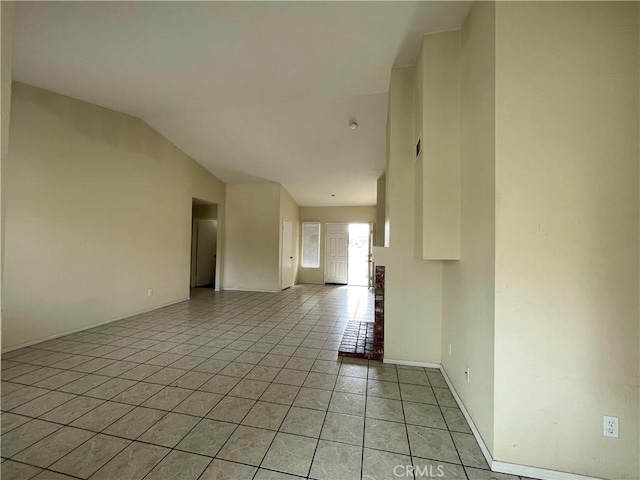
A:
[
  {"left": 279, "top": 185, "right": 300, "bottom": 287},
  {"left": 223, "top": 183, "right": 280, "bottom": 292},
  {"left": 298, "top": 206, "right": 375, "bottom": 284},
  {"left": 413, "top": 38, "right": 424, "bottom": 260},
  {"left": 441, "top": 1, "right": 496, "bottom": 453},
  {"left": 493, "top": 3, "right": 639, "bottom": 478},
  {"left": 372, "top": 67, "right": 442, "bottom": 365},
  {"left": 375, "top": 175, "right": 385, "bottom": 247},
  {"left": 1, "top": 2, "right": 15, "bottom": 348},
  {"left": 4, "top": 83, "right": 226, "bottom": 350},
  {"left": 419, "top": 31, "right": 460, "bottom": 261}
]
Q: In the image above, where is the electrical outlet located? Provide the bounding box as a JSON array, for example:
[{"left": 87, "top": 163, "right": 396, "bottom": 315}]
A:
[
  {"left": 604, "top": 416, "right": 619, "bottom": 438},
  {"left": 147, "top": 289, "right": 153, "bottom": 297},
  {"left": 448, "top": 344, "right": 452, "bottom": 357},
  {"left": 464, "top": 367, "right": 470, "bottom": 383}
]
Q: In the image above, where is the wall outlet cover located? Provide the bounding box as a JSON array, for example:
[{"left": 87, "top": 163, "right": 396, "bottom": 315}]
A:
[{"left": 604, "top": 415, "right": 619, "bottom": 438}]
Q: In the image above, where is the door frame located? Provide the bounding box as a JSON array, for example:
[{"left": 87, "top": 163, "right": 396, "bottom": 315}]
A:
[
  {"left": 324, "top": 222, "right": 349, "bottom": 284},
  {"left": 281, "top": 218, "right": 294, "bottom": 290},
  {"left": 189, "top": 198, "right": 223, "bottom": 293}
]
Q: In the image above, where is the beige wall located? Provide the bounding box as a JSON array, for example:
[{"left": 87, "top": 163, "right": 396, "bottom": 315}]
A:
[
  {"left": 224, "top": 183, "right": 300, "bottom": 292},
  {"left": 375, "top": 175, "right": 386, "bottom": 247},
  {"left": 4, "top": 82, "right": 226, "bottom": 350},
  {"left": 279, "top": 185, "right": 300, "bottom": 287},
  {"left": 417, "top": 31, "right": 460, "bottom": 261},
  {"left": 442, "top": 0, "right": 496, "bottom": 453},
  {"left": 298, "top": 206, "right": 376, "bottom": 284},
  {"left": 1, "top": 2, "right": 15, "bottom": 349},
  {"left": 223, "top": 183, "right": 281, "bottom": 292},
  {"left": 373, "top": 67, "right": 443, "bottom": 365},
  {"left": 493, "top": 3, "right": 639, "bottom": 478},
  {"left": 381, "top": 4, "right": 639, "bottom": 478}
]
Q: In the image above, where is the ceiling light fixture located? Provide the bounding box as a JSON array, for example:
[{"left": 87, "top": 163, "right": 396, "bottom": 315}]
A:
[{"left": 349, "top": 121, "right": 358, "bottom": 130}]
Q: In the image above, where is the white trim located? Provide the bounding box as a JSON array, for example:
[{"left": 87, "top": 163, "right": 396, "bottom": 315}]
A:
[
  {"left": 384, "top": 358, "right": 441, "bottom": 369},
  {"left": 492, "top": 461, "right": 605, "bottom": 480},
  {"left": 1, "top": 297, "right": 190, "bottom": 353},
  {"left": 222, "top": 288, "right": 280, "bottom": 293},
  {"left": 439, "top": 366, "right": 605, "bottom": 480},
  {"left": 439, "top": 366, "right": 495, "bottom": 466}
]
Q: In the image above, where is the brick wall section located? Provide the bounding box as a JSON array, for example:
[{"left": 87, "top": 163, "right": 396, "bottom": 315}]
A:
[{"left": 373, "top": 266, "right": 385, "bottom": 360}]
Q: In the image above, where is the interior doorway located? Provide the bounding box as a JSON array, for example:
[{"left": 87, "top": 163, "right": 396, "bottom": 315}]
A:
[
  {"left": 348, "top": 223, "right": 371, "bottom": 286},
  {"left": 191, "top": 198, "right": 218, "bottom": 289},
  {"left": 323, "top": 222, "right": 372, "bottom": 286}
]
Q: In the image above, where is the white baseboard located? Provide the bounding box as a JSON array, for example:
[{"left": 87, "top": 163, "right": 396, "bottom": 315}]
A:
[
  {"left": 492, "top": 461, "right": 604, "bottom": 480},
  {"left": 383, "top": 358, "right": 441, "bottom": 369},
  {"left": 439, "top": 366, "right": 604, "bottom": 480},
  {"left": 222, "top": 288, "right": 280, "bottom": 293},
  {"left": 439, "top": 366, "right": 495, "bottom": 467},
  {"left": 1, "top": 297, "right": 190, "bottom": 353}
]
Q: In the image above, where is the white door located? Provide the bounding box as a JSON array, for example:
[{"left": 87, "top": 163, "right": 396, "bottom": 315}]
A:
[
  {"left": 325, "top": 223, "right": 348, "bottom": 284},
  {"left": 281, "top": 219, "right": 294, "bottom": 290},
  {"left": 195, "top": 219, "right": 217, "bottom": 287}
]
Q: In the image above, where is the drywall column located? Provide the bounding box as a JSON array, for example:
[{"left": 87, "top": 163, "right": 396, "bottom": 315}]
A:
[
  {"left": 1, "top": 2, "right": 15, "bottom": 347},
  {"left": 441, "top": 0, "right": 496, "bottom": 455},
  {"left": 375, "top": 175, "right": 386, "bottom": 247},
  {"left": 223, "top": 183, "right": 281, "bottom": 292},
  {"left": 493, "top": 3, "right": 639, "bottom": 479},
  {"left": 372, "top": 67, "right": 442, "bottom": 364},
  {"left": 417, "top": 31, "right": 460, "bottom": 260}
]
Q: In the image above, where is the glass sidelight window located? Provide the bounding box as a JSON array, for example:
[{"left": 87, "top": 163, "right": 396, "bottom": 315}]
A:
[{"left": 302, "top": 222, "right": 321, "bottom": 268}]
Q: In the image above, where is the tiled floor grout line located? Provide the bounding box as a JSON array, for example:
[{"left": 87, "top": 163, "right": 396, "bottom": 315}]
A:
[
  {"left": 3, "top": 308, "right": 350, "bottom": 377},
  {"left": 2, "top": 372, "right": 480, "bottom": 478},
  {"left": 397, "top": 370, "right": 417, "bottom": 478},
  {"left": 303, "top": 361, "right": 345, "bottom": 480},
  {"left": 2, "top": 458, "right": 87, "bottom": 480},
  {"left": 2, "top": 323, "right": 345, "bottom": 402},
  {"left": 2, "top": 286, "right": 500, "bottom": 480},
  {"left": 359, "top": 366, "right": 369, "bottom": 480},
  {"left": 432, "top": 382, "right": 472, "bottom": 480}
]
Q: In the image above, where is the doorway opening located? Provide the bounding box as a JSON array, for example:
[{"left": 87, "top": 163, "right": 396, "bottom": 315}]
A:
[
  {"left": 348, "top": 223, "right": 371, "bottom": 286},
  {"left": 191, "top": 198, "right": 218, "bottom": 290},
  {"left": 324, "top": 222, "right": 372, "bottom": 287}
]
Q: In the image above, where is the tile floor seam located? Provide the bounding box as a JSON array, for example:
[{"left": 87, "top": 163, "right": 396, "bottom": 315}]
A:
[
  {"left": 433, "top": 389, "right": 472, "bottom": 480},
  {"left": 359, "top": 364, "right": 369, "bottom": 480},
  {"left": 2, "top": 286, "right": 495, "bottom": 480}
]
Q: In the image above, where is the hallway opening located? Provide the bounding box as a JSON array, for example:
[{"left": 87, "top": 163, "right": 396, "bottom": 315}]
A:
[{"left": 190, "top": 198, "right": 219, "bottom": 290}]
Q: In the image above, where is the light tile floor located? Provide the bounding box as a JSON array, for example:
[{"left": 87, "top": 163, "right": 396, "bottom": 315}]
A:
[{"left": 1, "top": 285, "right": 528, "bottom": 480}]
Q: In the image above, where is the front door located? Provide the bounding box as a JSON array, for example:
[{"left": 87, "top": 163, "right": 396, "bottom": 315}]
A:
[
  {"left": 325, "top": 223, "right": 348, "bottom": 284},
  {"left": 281, "top": 219, "right": 294, "bottom": 290}
]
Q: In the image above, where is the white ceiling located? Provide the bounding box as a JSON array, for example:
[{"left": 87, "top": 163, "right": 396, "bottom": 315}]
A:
[{"left": 12, "top": 1, "right": 472, "bottom": 206}]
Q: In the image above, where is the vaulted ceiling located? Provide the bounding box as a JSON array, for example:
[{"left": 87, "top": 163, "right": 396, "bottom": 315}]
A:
[{"left": 13, "top": 1, "right": 472, "bottom": 206}]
